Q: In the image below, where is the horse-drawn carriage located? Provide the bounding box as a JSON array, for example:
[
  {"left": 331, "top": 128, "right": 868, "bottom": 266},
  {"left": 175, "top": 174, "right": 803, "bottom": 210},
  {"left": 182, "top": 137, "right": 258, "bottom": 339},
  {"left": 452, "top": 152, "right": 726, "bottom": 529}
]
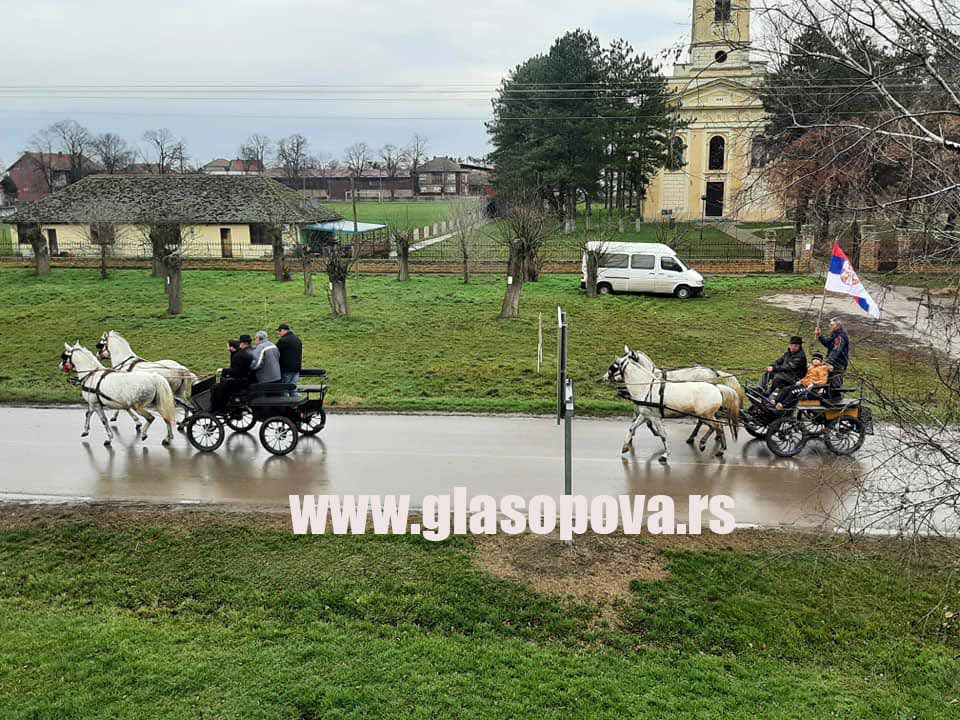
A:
[
  {"left": 182, "top": 369, "right": 329, "bottom": 456},
  {"left": 742, "top": 377, "right": 873, "bottom": 458}
]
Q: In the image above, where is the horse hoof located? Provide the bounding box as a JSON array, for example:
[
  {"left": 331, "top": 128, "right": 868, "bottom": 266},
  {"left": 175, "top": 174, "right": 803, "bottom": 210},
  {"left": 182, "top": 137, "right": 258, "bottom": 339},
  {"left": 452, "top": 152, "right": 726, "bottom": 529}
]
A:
[
  {"left": 658, "top": 456, "right": 668, "bottom": 464},
  {"left": 103, "top": 440, "right": 112, "bottom": 447},
  {"left": 135, "top": 424, "right": 142, "bottom": 432},
  {"left": 685, "top": 437, "right": 695, "bottom": 445},
  {"left": 621, "top": 445, "right": 631, "bottom": 454},
  {"left": 162, "top": 439, "right": 170, "bottom": 447},
  {"left": 698, "top": 442, "right": 707, "bottom": 452},
  {"left": 80, "top": 431, "right": 89, "bottom": 438}
]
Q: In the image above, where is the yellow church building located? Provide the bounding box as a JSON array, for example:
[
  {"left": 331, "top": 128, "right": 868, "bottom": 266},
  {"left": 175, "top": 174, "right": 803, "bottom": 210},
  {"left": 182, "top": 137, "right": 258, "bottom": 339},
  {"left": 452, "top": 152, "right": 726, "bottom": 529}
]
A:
[{"left": 644, "top": 0, "right": 781, "bottom": 222}]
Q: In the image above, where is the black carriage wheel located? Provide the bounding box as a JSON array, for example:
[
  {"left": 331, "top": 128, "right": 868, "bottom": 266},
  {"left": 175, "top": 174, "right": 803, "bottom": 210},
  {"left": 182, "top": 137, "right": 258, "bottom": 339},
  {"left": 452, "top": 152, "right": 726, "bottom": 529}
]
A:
[
  {"left": 824, "top": 417, "right": 866, "bottom": 456},
  {"left": 226, "top": 407, "right": 256, "bottom": 433},
  {"left": 765, "top": 417, "right": 806, "bottom": 458},
  {"left": 742, "top": 407, "right": 770, "bottom": 439},
  {"left": 798, "top": 410, "right": 827, "bottom": 437},
  {"left": 185, "top": 412, "right": 225, "bottom": 453},
  {"left": 259, "top": 416, "right": 299, "bottom": 456},
  {"left": 298, "top": 407, "right": 327, "bottom": 436}
]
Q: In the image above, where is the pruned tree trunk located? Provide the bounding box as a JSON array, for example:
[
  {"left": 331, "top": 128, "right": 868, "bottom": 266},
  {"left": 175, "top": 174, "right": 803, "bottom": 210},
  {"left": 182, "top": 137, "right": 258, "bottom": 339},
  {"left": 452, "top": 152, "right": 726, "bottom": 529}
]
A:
[
  {"left": 272, "top": 228, "right": 286, "bottom": 282},
  {"left": 462, "top": 255, "right": 470, "bottom": 284},
  {"left": 164, "top": 260, "right": 182, "bottom": 316},
  {"left": 304, "top": 269, "right": 314, "bottom": 296},
  {"left": 525, "top": 248, "right": 541, "bottom": 282},
  {"left": 32, "top": 241, "right": 50, "bottom": 277},
  {"left": 99, "top": 246, "right": 109, "bottom": 280},
  {"left": 499, "top": 246, "right": 525, "bottom": 319},
  {"left": 152, "top": 255, "right": 163, "bottom": 277},
  {"left": 397, "top": 245, "right": 410, "bottom": 281},
  {"left": 329, "top": 278, "right": 350, "bottom": 318},
  {"left": 585, "top": 253, "right": 600, "bottom": 297},
  {"left": 25, "top": 226, "right": 50, "bottom": 277}
]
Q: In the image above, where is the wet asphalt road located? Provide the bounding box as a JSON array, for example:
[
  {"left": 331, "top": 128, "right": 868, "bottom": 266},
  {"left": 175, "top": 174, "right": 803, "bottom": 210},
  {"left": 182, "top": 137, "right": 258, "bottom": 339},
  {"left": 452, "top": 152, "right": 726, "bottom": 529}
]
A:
[{"left": 0, "top": 407, "right": 866, "bottom": 529}]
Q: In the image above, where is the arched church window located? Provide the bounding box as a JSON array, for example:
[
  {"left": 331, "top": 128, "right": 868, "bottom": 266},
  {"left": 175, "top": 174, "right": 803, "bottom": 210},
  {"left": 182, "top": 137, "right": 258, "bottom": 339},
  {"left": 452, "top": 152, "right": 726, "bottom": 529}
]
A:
[
  {"left": 715, "top": 0, "right": 732, "bottom": 22},
  {"left": 708, "top": 136, "right": 725, "bottom": 170},
  {"left": 750, "top": 136, "right": 769, "bottom": 169},
  {"left": 667, "top": 136, "right": 686, "bottom": 170}
]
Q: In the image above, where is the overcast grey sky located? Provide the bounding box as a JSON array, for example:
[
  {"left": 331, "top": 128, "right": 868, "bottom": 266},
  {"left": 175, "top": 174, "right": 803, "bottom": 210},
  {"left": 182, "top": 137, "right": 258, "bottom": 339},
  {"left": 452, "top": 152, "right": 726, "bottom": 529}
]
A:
[{"left": 0, "top": 0, "right": 692, "bottom": 168}]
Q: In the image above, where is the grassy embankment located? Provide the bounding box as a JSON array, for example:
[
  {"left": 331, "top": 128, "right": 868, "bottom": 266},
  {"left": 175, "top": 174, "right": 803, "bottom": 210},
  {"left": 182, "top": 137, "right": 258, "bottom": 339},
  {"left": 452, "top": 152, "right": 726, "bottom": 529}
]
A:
[
  {"left": 0, "top": 509, "right": 956, "bottom": 718},
  {"left": 0, "top": 269, "right": 939, "bottom": 411}
]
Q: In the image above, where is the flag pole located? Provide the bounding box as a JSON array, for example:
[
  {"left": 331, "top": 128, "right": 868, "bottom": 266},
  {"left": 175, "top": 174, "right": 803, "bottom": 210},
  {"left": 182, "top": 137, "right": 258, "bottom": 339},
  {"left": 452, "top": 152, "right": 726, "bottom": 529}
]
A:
[{"left": 815, "top": 287, "right": 828, "bottom": 334}]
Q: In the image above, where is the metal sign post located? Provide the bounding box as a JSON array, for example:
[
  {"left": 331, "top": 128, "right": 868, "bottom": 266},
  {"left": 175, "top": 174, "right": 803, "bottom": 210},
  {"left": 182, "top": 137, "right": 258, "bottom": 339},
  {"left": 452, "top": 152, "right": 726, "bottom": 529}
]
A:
[{"left": 557, "top": 307, "right": 574, "bottom": 494}]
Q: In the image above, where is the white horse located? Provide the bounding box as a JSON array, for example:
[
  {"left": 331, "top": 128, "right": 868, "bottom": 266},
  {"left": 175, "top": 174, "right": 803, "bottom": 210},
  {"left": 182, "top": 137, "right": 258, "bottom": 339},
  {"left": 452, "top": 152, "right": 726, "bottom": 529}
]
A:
[
  {"left": 60, "top": 342, "right": 177, "bottom": 447},
  {"left": 96, "top": 330, "right": 197, "bottom": 427},
  {"left": 624, "top": 349, "right": 744, "bottom": 448},
  {"left": 604, "top": 346, "right": 739, "bottom": 462}
]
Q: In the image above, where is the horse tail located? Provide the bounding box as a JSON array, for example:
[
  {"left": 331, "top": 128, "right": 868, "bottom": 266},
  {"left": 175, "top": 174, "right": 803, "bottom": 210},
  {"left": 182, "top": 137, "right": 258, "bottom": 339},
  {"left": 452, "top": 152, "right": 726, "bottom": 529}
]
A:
[
  {"left": 154, "top": 376, "right": 177, "bottom": 425},
  {"left": 181, "top": 370, "right": 197, "bottom": 402},
  {"left": 719, "top": 385, "right": 740, "bottom": 441}
]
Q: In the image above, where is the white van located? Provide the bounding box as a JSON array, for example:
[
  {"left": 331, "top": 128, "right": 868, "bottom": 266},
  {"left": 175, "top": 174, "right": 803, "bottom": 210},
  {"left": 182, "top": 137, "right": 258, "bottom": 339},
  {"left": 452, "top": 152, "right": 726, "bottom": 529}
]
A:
[{"left": 580, "top": 242, "right": 704, "bottom": 299}]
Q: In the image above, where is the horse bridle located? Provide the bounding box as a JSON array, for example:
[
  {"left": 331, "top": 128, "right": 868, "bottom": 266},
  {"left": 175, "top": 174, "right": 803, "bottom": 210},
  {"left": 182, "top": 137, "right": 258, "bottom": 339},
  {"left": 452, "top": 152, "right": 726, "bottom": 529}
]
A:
[
  {"left": 61, "top": 347, "right": 118, "bottom": 404},
  {"left": 96, "top": 335, "right": 143, "bottom": 370}
]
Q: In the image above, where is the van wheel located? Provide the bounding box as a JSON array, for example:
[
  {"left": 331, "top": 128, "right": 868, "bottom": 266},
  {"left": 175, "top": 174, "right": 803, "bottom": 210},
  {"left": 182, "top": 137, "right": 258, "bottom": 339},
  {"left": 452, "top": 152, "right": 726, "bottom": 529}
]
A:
[
  {"left": 674, "top": 285, "right": 692, "bottom": 299},
  {"left": 597, "top": 283, "right": 613, "bottom": 296}
]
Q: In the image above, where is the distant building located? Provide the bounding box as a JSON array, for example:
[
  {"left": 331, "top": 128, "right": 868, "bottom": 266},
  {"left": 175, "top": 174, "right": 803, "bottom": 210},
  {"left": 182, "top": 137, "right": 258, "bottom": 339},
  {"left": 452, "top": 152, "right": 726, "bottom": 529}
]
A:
[
  {"left": 413, "top": 157, "right": 469, "bottom": 197},
  {"left": 267, "top": 167, "right": 415, "bottom": 201},
  {"left": 6, "top": 152, "right": 99, "bottom": 203},
  {"left": 8, "top": 174, "right": 338, "bottom": 259},
  {"left": 203, "top": 158, "right": 265, "bottom": 175}
]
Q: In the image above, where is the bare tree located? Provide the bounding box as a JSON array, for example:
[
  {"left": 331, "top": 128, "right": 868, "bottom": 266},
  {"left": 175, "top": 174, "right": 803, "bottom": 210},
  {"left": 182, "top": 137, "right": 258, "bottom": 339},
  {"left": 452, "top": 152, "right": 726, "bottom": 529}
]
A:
[
  {"left": 91, "top": 133, "right": 134, "bottom": 174},
  {"left": 27, "top": 128, "right": 57, "bottom": 196},
  {"left": 79, "top": 203, "right": 130, "bottom": 280},
  {"left": 239, "top": 133, "right": 271, "bottom": 173},
  {"left": 386, "top": 209, "right": 415, "bottom": 281},
  {"left": 406, "top": 134, "right": 428, "bottom": 196},
  {"left": 577, "top": 222, "right": 615, "bottom": 297},
  {"left": 323, "top": 242, "right": 357, "bottom": 318},
  {"left": 446, "top": 197, "right": 485, "bottom": 283},
  {"left": 379, "top": 144, "right": 406, "bottom": 200},
  {"left": 491, "top": 187, "right": 556, "bottom": 319},
  {"left": 18, "top": 224, "right": 50, "bottom": 276},
  {"left": 136, "top": 221, "right": 197, "bottom": 315},
  {"left": 51, "top": 120, "right": 93, "bottom": 182},
  {"left": 277, "top": 134, "right": 310, "bottom": 179},
  {"left": 344, "top": 142, "right": 372, "bottom": 232},
  {"left": 142, "top": 129, "right": 185, "bottom": 175}
]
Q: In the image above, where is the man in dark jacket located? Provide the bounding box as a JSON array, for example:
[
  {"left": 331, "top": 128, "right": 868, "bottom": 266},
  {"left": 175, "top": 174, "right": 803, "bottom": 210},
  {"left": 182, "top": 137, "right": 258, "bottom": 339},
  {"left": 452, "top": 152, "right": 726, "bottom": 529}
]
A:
[
  {"left": 816, "top": 318, "right": 851, "bottom": 397},
  {"left": 276, "top": 323, "right": 303, "bottom": 387},
  {"left": 764, "top": 336, "right": 808, "bottom": 398},
  {"left": 816, "top": 318, "right": 851, "bottom": 371},
  {"left": 215, "top": 336, "right": 254, "bottom": 409}
]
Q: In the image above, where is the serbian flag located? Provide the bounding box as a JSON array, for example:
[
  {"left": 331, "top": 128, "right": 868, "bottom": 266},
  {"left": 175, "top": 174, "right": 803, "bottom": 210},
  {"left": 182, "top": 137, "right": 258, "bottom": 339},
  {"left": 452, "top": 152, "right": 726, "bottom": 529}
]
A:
[{"left": 825, "top": 242, "right": 880, "bottom": 318}]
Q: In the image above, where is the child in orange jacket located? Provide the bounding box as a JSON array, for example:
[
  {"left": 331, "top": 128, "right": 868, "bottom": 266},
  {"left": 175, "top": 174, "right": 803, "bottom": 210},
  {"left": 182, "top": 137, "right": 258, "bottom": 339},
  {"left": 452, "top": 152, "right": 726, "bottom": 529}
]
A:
[{"left": 799, "top": 353, "right": 830, "bottom": 388}]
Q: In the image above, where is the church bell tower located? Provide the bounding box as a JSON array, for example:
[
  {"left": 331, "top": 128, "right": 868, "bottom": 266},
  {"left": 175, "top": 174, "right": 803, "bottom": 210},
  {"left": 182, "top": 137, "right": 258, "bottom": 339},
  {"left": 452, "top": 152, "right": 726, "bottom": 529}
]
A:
[{"left": 689, "top": 0, "right": 751, "bottom": 70}]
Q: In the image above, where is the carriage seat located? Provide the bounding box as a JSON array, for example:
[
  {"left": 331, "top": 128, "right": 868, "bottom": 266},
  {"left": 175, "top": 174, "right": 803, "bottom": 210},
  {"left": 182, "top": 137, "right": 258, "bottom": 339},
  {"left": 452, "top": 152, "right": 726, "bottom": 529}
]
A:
[{"left": 248, "top": 382, "right": 298, "bottom": 395}]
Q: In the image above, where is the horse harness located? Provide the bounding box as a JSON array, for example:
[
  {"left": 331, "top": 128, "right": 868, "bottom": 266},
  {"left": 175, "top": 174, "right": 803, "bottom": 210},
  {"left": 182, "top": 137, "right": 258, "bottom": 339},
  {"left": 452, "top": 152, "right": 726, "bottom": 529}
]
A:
[{"left": 70, "top": 368, "right": 122, "bottom": 407}]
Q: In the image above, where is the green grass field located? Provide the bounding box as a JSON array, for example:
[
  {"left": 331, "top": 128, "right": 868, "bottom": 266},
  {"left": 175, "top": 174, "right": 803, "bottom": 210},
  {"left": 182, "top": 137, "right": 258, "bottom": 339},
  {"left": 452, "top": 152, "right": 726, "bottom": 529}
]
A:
[
  {"left": 421, "top": 222, "right": 759, "bottom": 262},
  {"left": 324, "top": 200, "right": 456, "bottom": 228},
  {"left": 0, "top": 509, "right": 957, "bottom": 718},
  {"left": 0, "top": 268, "right": 939, "bottom": 412}
]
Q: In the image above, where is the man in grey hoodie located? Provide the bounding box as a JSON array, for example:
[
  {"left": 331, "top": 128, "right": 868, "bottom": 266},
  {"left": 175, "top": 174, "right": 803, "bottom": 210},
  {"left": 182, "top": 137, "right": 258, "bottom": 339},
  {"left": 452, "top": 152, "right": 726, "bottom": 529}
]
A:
[{"left": 250, "top": 330, "right": 282, "bottom": 383}]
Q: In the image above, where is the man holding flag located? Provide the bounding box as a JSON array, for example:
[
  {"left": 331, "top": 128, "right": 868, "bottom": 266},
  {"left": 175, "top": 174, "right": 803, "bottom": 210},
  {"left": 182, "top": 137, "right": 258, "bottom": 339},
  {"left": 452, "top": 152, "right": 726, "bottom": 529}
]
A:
[
  {"left": 811, "top": 242, "right": 880, "bottom": 392},
  {"left": 815, "top": 318, "right": 850, "bottom": 373}
]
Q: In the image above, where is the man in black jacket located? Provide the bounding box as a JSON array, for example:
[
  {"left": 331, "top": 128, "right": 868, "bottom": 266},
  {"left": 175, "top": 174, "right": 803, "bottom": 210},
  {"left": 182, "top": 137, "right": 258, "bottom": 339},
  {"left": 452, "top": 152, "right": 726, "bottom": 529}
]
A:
[
  {"left": 764, "top": 336, "right": 808, "bottom": 398},
  {"left": 215, "top": 337, "right": 254, "bottom": 409},
  {"left": 276, "top": 323, "right": 303, "bottom": 389}
]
